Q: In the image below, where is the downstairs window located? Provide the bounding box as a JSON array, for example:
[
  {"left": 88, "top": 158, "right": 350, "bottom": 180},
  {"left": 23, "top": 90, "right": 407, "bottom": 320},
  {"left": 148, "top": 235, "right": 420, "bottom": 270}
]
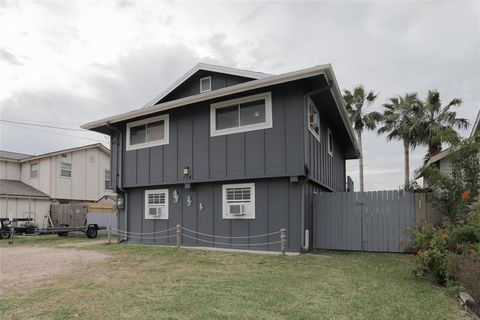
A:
[
  {"left": 145, "top": 189, "right": 169, "bottom": 220},
  {"left": 222, "top": 183, "right": 255, "bottom": 219}
]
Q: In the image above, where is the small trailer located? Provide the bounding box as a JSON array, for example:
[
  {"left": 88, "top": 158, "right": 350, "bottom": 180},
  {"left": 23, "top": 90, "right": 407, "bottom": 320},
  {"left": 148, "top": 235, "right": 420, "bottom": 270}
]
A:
[
  {"left": 1, "top": 203, "right": 106, "bottom": 239},
  {"left": 46, "top": 203, "right": 105, "bottom": 238}
]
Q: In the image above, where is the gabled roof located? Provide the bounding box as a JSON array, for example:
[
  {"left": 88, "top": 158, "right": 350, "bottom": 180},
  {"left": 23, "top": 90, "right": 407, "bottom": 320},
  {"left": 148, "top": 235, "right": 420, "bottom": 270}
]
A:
[
  {"left": 0, "top": 179, "right": 49, "bottom": 198},
  {"left": 81, "top": 64, "right": 359, "bottom": 156},
  {"left": 471, "top": 110, "right": 480, "bottom": 138},
  {"left": 19, "top": 143, "right": 110, "bottom": 163},
  {"left": 0, "top": 150, "right": 32, "bottom": 162},
  {"left": 143, "top": 63, "right": 272, "bottom": 108}
]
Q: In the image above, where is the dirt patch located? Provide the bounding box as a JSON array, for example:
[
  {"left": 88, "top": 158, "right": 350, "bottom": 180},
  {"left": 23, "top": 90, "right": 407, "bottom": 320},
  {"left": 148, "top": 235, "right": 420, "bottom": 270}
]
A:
[
  {"left": 0, "top": 246, "right": 108, "bottom": 294},
  {"left": 58, "top": 240, "right": 109, "bottom": 247}
]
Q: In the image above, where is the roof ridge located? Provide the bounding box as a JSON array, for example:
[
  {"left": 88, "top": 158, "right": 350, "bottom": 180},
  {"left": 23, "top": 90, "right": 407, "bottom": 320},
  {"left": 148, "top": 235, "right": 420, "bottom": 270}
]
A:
[{"left": 18, "top": 143, "right": 109, "bottom": 162}]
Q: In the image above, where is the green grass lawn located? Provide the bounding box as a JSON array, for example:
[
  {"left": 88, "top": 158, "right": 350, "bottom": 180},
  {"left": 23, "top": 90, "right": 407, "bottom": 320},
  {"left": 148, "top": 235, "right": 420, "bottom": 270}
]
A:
[{"left": 0, "top": 235, "right": 468, "bottom": 319}]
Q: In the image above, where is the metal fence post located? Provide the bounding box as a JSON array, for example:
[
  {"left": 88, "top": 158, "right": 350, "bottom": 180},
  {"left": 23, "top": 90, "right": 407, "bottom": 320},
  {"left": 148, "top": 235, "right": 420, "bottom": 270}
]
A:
[
  {"left": 107, "top": 225, "right": 111, "bottom": 244},
  {"left": 280, "top": 228, "right": 287, "bottom": 256},
  {"left": 176, "top": 224, "right": 182, "bottom": 248}
]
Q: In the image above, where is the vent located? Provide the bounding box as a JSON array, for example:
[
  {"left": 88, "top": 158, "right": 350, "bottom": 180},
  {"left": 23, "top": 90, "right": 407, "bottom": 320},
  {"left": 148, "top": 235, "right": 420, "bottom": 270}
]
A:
[
  {"left": 148, "top": 207, "right": 162, "bottom": 217},
  {"left": 228, "top": 204, "right": 245, "bottom": 216}
]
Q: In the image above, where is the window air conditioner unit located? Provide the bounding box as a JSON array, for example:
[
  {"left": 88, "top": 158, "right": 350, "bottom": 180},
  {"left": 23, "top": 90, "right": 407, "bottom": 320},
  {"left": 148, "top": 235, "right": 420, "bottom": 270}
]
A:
[
  {"left": 228, "top": 204, "right": 246, "bottom": 216},
  {"left": 149, "top": 207, "right": 162, "bottom": 217}
]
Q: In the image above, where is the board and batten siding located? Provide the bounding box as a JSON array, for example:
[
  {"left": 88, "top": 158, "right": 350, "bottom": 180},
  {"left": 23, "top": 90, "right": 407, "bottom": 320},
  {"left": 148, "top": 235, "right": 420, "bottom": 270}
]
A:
[
  {"left": 159, "top": 71, "right": 256, "bottom": 104},
  {"left": 20, "top": 148, "right": 113, "bottom": 201},
  {"left": 120, "top": 84, "right": 306, "bottom": 188},
  {"left": 0, "top": 197, "right": 51, "bottom": 222},
  {"left": 304, "top": 93, "right": 347, "bottom": 192},
  {"left": 0, "top": 160, "right": 21, "bottom": 180},
  {"left": 117, "top": 178, "right": 302, "bottom": 252},
  {"left": 305, "top": 123, "right": 346, "bottom": 192}
]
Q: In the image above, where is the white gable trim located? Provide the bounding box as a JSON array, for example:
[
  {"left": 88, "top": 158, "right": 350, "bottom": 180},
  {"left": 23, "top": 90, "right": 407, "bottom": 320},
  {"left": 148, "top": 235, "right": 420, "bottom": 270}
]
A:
[{"left": 142, "top": 63, "right": 272, "bottom": 108}]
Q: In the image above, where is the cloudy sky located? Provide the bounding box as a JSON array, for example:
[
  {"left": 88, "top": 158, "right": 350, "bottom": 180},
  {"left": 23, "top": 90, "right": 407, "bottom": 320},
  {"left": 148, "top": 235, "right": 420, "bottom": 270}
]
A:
[{"left": 0, "top": 0, "right": 478, "bottom": 190}]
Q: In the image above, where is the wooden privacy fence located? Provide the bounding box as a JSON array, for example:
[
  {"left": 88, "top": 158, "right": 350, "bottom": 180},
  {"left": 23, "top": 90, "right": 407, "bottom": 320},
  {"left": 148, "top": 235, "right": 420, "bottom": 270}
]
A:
[{"left": 313, "top": 191, "right": 441, "bottom": 253}]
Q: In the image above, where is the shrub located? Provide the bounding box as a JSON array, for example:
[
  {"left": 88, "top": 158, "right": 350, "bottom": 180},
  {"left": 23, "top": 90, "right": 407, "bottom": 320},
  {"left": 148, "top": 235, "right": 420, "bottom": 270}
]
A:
[
  {"left": 421, "top": 138, "right": 480, "bottom": 222},
  {"left": 412, "top": 219, "right": 480, "bottom": 284},
  {"left": 447, "top": 225, "right": 479, "bottom": 254},
  {"left": 411, "top": 224, "right": 449, "bottom": 283}
]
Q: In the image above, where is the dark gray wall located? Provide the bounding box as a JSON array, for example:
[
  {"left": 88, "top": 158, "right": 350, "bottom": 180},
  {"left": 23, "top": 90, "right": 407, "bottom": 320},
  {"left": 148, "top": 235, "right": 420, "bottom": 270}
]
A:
[
  {"left": 122, "top": 83, "right": 306, "bottom": 188},
  {"left": 158, "top": 71, "right": 256, "bottom": 104},
  {"left": 117, "top": 178, "right": 302, "bottom": 252},
  {"left": 304, "top": 93, "right": 347, "bottom": 192}
]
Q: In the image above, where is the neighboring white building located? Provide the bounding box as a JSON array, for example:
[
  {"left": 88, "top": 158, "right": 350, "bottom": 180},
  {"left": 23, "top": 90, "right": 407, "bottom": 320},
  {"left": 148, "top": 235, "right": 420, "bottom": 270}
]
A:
[
  {"left": 0, "top": 143, "right": 114, "bottom": 222},
  {"left": 416, "top": 110, "right": 480, "bottom": 182}
]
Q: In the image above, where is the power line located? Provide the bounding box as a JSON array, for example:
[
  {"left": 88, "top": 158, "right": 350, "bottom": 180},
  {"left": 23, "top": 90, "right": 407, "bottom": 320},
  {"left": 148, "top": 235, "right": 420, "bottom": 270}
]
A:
[
  {"left": 0, "top": 122, "right": 109, "bottom": 143},
  {"left": 0, "top": 119, "right": 85, "bottom": 132},
  {"left": 1, "top": 118, "right": 80, "bottom": 126}
]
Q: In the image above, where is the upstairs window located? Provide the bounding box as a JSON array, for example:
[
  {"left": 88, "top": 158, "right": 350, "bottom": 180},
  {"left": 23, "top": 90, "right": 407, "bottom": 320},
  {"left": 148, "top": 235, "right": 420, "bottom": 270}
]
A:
[
  {"left": 200, "top": 76, "right": 211, "bottom": 93},
  {"left": 308, "top": 98, "right": 320, "bottom": 141},
  {"left": 145, "top": 189, "right": 169, "bottom": 219},
  {"left": 222, "top": 183, "right": 255, "bottom": 219},
  {"left": 126, "top": 114, "right": 169, "bottom": 151},
  {"left": 328, "top": 128, "right": 333, "bottom": 156},
  {"left": 60, "top": 162, "right": 72, "bottom": 177},
  {"left": 210, "top": 92, "right": 272, "bottom": 137},
  {"left": 30, "top": 163, "right": 39, "bottom": 178},
  {"left": 105, "top": 170, "right": 112, "bottom": 190}
]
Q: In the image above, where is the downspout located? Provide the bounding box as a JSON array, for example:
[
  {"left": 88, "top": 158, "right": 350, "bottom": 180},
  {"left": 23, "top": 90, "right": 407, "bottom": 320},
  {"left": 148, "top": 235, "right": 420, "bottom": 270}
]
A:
[
  {"left": 301, "top": 84, "right": 332, "bottom": 251},
  {"left": 106, "top": 122, "right": 128, "bottom": 243}
]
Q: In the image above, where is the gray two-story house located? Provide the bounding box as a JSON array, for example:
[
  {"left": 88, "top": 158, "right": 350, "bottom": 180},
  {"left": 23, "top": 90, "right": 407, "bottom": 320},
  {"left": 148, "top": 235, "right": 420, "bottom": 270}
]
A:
[{"left": 82, "top": 63, "right": 359, "bottom": 252}]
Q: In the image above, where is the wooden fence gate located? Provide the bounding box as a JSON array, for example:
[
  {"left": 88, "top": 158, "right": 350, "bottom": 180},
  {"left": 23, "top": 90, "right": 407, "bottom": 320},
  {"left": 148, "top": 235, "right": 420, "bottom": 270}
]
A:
[{"left": 313, "top": 191, "right": 434, "bottom": 253}]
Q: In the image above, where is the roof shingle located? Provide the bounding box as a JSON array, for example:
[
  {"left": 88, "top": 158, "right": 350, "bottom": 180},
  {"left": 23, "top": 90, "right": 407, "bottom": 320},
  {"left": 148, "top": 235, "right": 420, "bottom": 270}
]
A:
[{"left": 0, "top": 179, "right": 49, "bottom": 198}]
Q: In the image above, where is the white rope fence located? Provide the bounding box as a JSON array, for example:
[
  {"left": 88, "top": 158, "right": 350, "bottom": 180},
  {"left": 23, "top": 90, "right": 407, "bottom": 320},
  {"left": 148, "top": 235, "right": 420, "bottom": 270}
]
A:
[
  {"left": 181, "top": 226, "right": 282, "bottom": 239},
  {"left": 110, "top": 226, "right": 177, "bottom": 235},
  {"left": 107, "top": 224, "right": 288, "bottom": 255}
]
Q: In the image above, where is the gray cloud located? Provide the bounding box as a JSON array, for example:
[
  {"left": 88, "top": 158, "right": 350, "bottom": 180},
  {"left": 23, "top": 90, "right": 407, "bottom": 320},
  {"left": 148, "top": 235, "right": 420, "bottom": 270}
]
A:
[
  {"left": 0, "top": 49, "right": 23, "bottom": 65},
  {"left": 0, "top": 1, "right": 478, "bottom": 190},
  {"left": 0, "top": 43, "right": 201, "bottom": 154}
]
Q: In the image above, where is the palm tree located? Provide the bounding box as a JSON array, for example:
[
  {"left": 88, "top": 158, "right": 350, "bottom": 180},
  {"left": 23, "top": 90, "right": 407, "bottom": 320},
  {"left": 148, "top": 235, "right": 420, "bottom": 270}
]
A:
[
  {"left": 377, "top": 93, "right": 420, "bottom": 188},
  {"left": 343, "top": 86, "right": 382, "bottom": 192},
  {"left": 415, "top": 90, "right": 469, "bottom": 158}
]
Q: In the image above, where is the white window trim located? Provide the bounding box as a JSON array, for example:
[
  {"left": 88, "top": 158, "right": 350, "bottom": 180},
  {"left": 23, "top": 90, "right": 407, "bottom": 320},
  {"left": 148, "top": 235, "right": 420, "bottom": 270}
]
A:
[
  {"left": 145, "top": 189, "right": 169, "bottom": 220},
  {"left": 210, "top": 92, "right": 273, "bottom": 137},
  {"left": 30, "top": 163, "right": 39, "bottom": 179},
  {"left": 60, "top": 162, "right": 72, "bottom": 178},
  {"left": 126, "top": 114, "right": 169, "bottom": 151},
  {"left": 307, "top": 97, "right": 321, "bottom": 142},
  {"left": 104, "top": 169, "right": 112, "bottom": 191},
  {"left": 328, "top": 128, "right": 334, "bottom": 157},
  {"left": 200, "top": 76, "right": 211, "bottom": 93},
  {"left": 222, "top": 183, "right": 255, "bottom": 220}
]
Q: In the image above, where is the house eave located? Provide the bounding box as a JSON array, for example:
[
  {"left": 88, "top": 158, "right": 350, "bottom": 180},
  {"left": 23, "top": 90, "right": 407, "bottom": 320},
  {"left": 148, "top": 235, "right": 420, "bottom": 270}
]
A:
[
  {"left": 19, "top": 143, "right": 110, "bottom": 163},
  {"left": 82, "top": 64, "right": 360, "bottom": 156},
  {"left": 471, "top": 110, "right": 480, "bottom": 138}
]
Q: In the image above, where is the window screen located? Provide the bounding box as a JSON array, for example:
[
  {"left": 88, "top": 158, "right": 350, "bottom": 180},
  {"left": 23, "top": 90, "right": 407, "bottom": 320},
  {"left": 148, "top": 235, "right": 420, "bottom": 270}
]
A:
[
  {"left": 308, "top": 100, "right": 320, "bottom": 140},
  {"left": 60, "top": 163, "right": 72, "bottom": 177}
]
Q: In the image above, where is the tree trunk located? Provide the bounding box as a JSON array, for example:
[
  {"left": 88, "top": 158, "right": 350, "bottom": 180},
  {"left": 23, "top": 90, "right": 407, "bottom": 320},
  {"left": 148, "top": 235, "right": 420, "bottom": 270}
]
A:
[
  {"left": 357, "top": 129, "right": 364, "bottom": 192},
  {"left": 403, "top": 140, "right": 410, "bottom": 189},
  {"left": 428, "top": 143, "right": 442, "bottom": 158}
]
